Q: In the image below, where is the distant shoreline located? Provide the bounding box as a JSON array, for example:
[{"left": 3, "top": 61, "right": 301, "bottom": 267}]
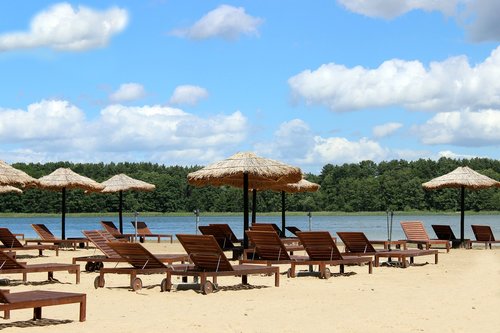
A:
[{"left": 1, "top": 210, "right": 499, "bottom": 218}]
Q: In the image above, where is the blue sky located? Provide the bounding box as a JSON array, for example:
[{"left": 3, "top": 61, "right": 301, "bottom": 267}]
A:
[{"left": 1, "top": 1, "right": 500, "bottom": 173}]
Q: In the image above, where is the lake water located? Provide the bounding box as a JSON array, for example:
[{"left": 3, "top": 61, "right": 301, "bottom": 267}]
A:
[{"left": 1, "top": 213, "right": 499, "bottom": 241}]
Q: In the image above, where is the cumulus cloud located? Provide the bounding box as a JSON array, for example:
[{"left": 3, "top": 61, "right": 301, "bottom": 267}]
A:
[
  {"left": 337, "top": 0, "right": 459, "bottom": 19},
  {"left": 289, "top": 46, "right": 500, "bottom": 112},
  {"left": 463, "top": 0, "right": 500, "bottom": 42},
  {"left": 0, "top": 100, "right": 247, "bottom": 163},
  {"left": 414, "top": 109, "right": 500, "bottom": 146},
  {"left": 0, "top": 3, "right": 128, "bottom": 52},
  {"left": 373, "top": 122, "right": 403, "bottom": 138},
  {"left": 169, "top": 85, "right": 209, "bottom": 106},
  {"left": 109, "top": 83, "right": 146, "bottom": 103},
  {"left": 170, "top": 5, "right": 263, "bottom": 40}
]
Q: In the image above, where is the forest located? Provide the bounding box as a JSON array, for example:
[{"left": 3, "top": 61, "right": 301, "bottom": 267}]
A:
[{"left": 1, "top": 157, "right": 500, "bottom": 215}]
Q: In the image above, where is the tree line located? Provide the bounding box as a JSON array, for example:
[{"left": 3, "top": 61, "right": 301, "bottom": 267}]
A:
[{"left": 1, "top": 157, "right": 499, "bottom": 215}]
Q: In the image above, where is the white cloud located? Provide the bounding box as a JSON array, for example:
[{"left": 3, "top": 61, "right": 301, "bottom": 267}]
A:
[
  {"left": 414, "top": 109, "right": 500, "bottom": 146},
  {"left": 109, "top": 83, "right": 146, "bottom": 103},
  {"left": 0, "top": 3, "right": 128, "bottom": 52},
  {"left": 289, "top": 46, "right": 500, "bottom": 112},
  {"left": 170, "top": 5, "right": 263, "bottom": 40},
  {"left": 337, "top": 0, "right": 459, "bottom": 19},
  {"left": 306, "top": 137, "right": 388, "bottom": 164},
  {"left": 373, "top": 122, "right": 403, "bottom": 138},
  {"left": 169, "top": 85, "right": 209, "bottom": 106},
  {"left": 0, "top": 100, "right": 247, "bottom": 163},
  {"left": 463, "top": 0, "right": 500, "bottom": 42}
]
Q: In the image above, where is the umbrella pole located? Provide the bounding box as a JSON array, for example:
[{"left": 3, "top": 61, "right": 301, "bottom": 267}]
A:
[
  {"left": 281, "top": 191, "right": 286, "bottom": 237},
  {"left": 460, "top": 186, "right": 465, "bottom": 242},
  {"left": 243, "top": 173, "right": 249, "bottom": 285},
  {"left": 61, "top": 187, "right": 66, "bottom": 240},
  {"left": 251, "top": 189, "right": 257, "bottom": 224},
  {"left": 119, "top": 190, "right": 123, "bottom": 234}
]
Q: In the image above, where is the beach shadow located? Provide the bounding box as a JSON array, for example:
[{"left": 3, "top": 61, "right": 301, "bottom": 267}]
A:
[
  {"left": 172, "top": 282, "right": 271, "bottom": 294},
  {"left": 14, "top": 254, "right": 47, "bottom": 259},
  {"left": 7, "top": 279, "right": 71, "bottom": 287},
  {"left": 0, "top": 318, "right": 72, "bottom": 330}
]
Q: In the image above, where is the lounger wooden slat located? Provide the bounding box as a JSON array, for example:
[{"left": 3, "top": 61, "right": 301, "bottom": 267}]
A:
[
  {"left": 0, "top": 251, "right": 80, "bottom": 283},
  {"left": 0, "top": 228, "right": 59, "bottom": 256},
  {"left": 471, "top": 225, "right": 500, "bottom": 249},
  {"left": 100, "top": 221, "right": 134, "bottom": 241},
  {"left": 400, "top": 221, "right": 450, "bottom": 252},
  {"left": 199, "top": 225, "right": 243, "bottom": 260},
  {"left": 0, "top": 289, "right": 86, "bottom": 322},
  {"left": 208, "top": 223, "right": 242, "bottom": 243},
  {"left": 130, "top": 221, "right": 173, "bottom": 243},
  {"left": 165, "top": 234, "right": 279, "bottom": 294},
  {"left": 26, "top": 224, "right": 89, "bottom": 250}
]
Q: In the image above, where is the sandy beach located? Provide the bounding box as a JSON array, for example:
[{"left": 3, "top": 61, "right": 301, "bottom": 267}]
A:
[{"left": 0, "top": 241, "right": 498, "bottom": 333}]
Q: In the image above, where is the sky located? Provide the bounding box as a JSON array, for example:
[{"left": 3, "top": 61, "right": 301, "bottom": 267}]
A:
[{"left": 1, "top": 0, "right": 500, "bottom": 173}]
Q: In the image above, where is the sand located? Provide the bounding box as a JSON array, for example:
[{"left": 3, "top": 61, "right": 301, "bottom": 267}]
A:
[{"left": 0, "top": 241, "right": 498, "bottom": 333}]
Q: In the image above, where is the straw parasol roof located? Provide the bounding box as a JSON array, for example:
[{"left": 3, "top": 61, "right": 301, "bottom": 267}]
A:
[
  {"left": 101, "top": 174, "right": 155, "bottom": 193},
  {"left": 268, "top": 178, "right": 320, "bottom": 193},
  {"left": 38, "top": 168, "right": 104, "bottom": 192},
  {"left": 0, "top": 160, "right": 38, "bottom": 187},
  {"left": 100, "top": 174, "right": 156, "bottom": 233},
  {"left": 38, "top": 168, "right": 104, "bottom": 239},
  {"left": 0, "top": 185, "right": 22, "bottom": 194},
  {"left": 422, "top": 166, "right": 500, "bottom": 244},
  {"left": 187, "top": 152, "right": 302, "bottom": 188},
  {"left": 422, "top": 166, "right": 500, "bottom": 190}
]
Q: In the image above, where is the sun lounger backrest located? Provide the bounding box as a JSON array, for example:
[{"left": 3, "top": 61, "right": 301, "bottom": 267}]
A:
[
  {"left": 401, "top": 221, "right": 430, "bottom": 241},
  {"left": 199, "top": 225, "right": 234, "bottom": 249},
  {"left": 296, "top": 231, "right": 342, "bottom": 260},
  {"left": 31, "top": 224, "right": 57, "bottom": 241},
  {"left": 471, "top": 225, "right": 495, "bottom": 241},
  {"left": 82, "top": 230, "right": 120, "bottom": 258},
  {"left": 246, "top": 231, "right": 291, "bottom": 261},
  {"left": 176, "top": 234, "right": 233, "bottom": 272},
  {"left": 209, "top": 224, "right": 239, "bottom": 243},
  {"left": 336, "top": 232, "right": 377, "bottom": 253},
  {"left": 131, "top": 221, "right": 152, "bottom": 235},
  {"left": 0, "top": 228, "right": 23, "bottom": 248},
  {"left": 285, "top": 226, "right": 301, "bottom": 236},
  {"left": 431, "top": 225, "right": 457, "bottom": 241},
  {"left": 107, "top": 242, "right": 166, "bottom": 269},
  {"left": 0, "top": 251, "right": 25, "bottom": 270},
  {"left": 100, "top": 221, "right": 121, "bottom": 236},
  {"left": 99, "top": 229, "right": 118, "bottom": 242},
  {"left": 251, "top": 223, "right": 282, "bottom": 234}
]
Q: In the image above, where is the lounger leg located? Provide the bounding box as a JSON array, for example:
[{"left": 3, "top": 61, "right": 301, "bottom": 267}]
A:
[
  {"left": 38, "top": 249, "right": 43, "bottom": 256},
  {"left": 374, "top": 255, "right": 380, "bottom": 267},
  {"left": 213, "top": 276, "right": 217, "bottom": 285},
  {"left": 79, "top": 295, "right": 86, "bottom": 322},
  {"left": 76, "top": 267, "right": 80, "bottom": 284},
  {"left": 165, "top": 272, "right": 173, "bottom": 292},
  {"left": 435, "top": 253, "right": 438, "bottom": 264},
  {"left": 23, "top": 272, "right": 27, "bottom": 283},
  {"left": 290, "top": 262, "right": 296, "bottom": 278},
  {"left": 33, "top": 307, "right": 42, "bottom": 320},
  {"left": 56, "top": 247, "right": 59, "bottom": 256},
  {"left": 368, "top": 261, "right": 373, "bottom": 274},
  {"left": 402, "top": 256, "right": 409, "bottom": 268},
  {"left": 339, "top": 264, "right": 344, "bottom": 274},
  {"left": 3, "top": 309, "right": 10, "bottom": 320},
  {"left": 274, "top": 269, "right": 280, "bottom": 287}
]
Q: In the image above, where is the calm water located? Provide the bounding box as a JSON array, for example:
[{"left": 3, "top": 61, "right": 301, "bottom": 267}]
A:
[{"left": 1, "top": 213, "right": 499, "bottom": 240}]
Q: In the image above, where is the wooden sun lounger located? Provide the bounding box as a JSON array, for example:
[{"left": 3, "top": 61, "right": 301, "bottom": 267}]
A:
[
  {"left": 199, "top": 225, "right": 243, "bottom": 260},
  {"left": 432, "top": 224, "right": 472, "bottom": 249},
  {"left": 239, "top": 230, "right": 307, "bottom": 269},
  {"left": 73, "top": 230, "right": 189, "bottom": 272},
  {"left": 26, "top": 224, "right": 89, "bottom": 250},
  {"left": 400, "top": 221, "right": 450, "bottom": 252},
  {"left": 0, "top": 251, "right": 80, "bottom": 284},
  {"left": 94, "top": 242, "right": 187, "bottom": 291},
  {"left": 164, "top": 234, "right": 279, "bottom": 295},
  {"left": 130, "top": 221, "right": 173, "bottom": 243},
  {"left": 0, "top": 228, "right": 59, "bottom": 256},
  {"left": 0, "top": 289, "right": 86, "bottom": 322},
  {"left": 290, "top": 231, "right": 373, "bottom": 279},
  {"left": 337, "top": 231, "right": 439, "bottom": 268},
  {"left": 209, "top": 223, "right": 242, "bottom": 243},
  {"left": 471, "top": 225, "right": 500, "bottom": 249},
  {"left": 250, "top": 223, "right": 302, "bottom": 247},
  {"left": 100, "top": 221, "right": 134, "bottom": 241}
]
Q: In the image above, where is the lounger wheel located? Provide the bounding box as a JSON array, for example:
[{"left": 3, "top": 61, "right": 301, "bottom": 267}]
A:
[
  {"left": 160, "top": 278, "right": 169, "bottom": 292},
  {"left": 96, "top": 262, "right": 104, "bottom": 270},
  {"left": 94, "top": 276, "right": 104, "bottom": 289},
  {"left": 0, "top": 278, "right": 10, "bottom": 286},
  {"left": 131, "top": 277, "right": 143, "bottom": 291},
  {"left": 85, "top": 262, "right": 95, "bottom": 272},
  {"left": 321, "top": 268, "right": 331, "bottom": 279},
  {"left": 202, "top": 281, "right": 214, "bottom": 295}
]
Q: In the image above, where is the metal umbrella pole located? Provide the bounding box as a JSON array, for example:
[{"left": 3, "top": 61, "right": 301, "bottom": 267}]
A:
[
  {"left": 194, "top": 209, "right": 200, "bottom": 234},
  {"left": 134, "top": 211, "right": 138, "bottom": 243},
  {"left": 307, "top": 211, "right": 312, "bottom": 231}
]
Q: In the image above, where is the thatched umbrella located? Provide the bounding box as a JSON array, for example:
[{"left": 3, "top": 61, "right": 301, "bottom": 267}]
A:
[
  {"left": 38, "top": 168, "right": 104, "bottom": 239},
  {"left": 0, "top": 185, "right": 22, "bottom": 194},
  {"left": 0, "top": 160, "right": 38, "bottom": 187},
  {"left": 187, "top": 152, "right": 302, "bottom": 248},
  {"left": 422, "top": 166, "right": 500, "bottom": 244},
  {"left": 267, "top": 179, "right": 320, "bottom": 236},
  {"left": 100, "top": 173, "right": 156, "bottom": 234}
]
